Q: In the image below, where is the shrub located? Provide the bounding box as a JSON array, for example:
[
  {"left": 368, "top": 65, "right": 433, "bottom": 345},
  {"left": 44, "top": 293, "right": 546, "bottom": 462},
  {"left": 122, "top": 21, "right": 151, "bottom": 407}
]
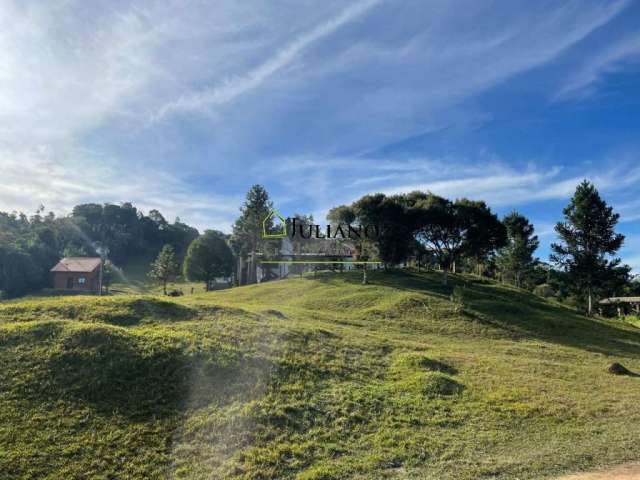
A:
[{"left": 533, "top": 283, "right": 555, "bottom": 298}]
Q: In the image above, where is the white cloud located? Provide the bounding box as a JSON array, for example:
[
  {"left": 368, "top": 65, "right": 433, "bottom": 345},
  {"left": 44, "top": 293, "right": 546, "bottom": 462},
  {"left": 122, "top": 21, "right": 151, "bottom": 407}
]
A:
[
  {"left": 0, "top": 0, "right": 637, "bottom": 238},
  {"left": 154, "top": 0, "right": 383, "bottom": 119},
  {"left": 555, "top": 33, "right": 640, "bottom": 101},
  {"left": 0, "top": 144, "right": 240, "bottom": 232}
]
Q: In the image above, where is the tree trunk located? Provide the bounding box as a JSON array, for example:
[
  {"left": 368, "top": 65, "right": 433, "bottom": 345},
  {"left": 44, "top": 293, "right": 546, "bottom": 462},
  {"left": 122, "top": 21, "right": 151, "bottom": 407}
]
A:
[
  {"left": 163, "top": 280, "right": 167, "bottom": 295},
  {"left": 587, "top": 287, "right": 593, "bottom": 316},
  {"left": 362, "top": 265, "right": 367, "bottom": 285}
]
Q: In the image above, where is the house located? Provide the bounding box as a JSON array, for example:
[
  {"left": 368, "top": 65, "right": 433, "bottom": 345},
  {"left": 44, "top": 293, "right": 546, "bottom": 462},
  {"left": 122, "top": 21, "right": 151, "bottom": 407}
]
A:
[
  {"left": 51, "top": 257, "right": 102, "bottom": 293},
  {"left": 599, "top": 296, "right": 640, "bottom": 317}
]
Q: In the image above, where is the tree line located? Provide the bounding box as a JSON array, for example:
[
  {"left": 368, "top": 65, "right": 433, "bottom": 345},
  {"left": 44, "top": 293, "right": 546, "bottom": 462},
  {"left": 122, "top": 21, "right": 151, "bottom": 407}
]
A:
[
  {"left": 0, "top": 203, "right": 198, "bottom": 297},
  {"left": 1, "top": 181, "right": 637, "bottom": 316},
  {"left": 327, "top": 180, "right": 635, "bottom": 315},
  {"left": 154, "top": 181, "right": 638, "bottom": 315}
]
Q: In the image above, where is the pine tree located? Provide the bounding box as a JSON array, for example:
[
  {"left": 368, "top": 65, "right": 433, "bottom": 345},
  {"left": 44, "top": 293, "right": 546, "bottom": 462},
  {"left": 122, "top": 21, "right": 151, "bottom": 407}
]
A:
[
  {"left": 148, "top": 245, "right": 178, "bottom": 295},
  {"left": 550, "top": 180, "right": 624, "bottom": 315},
  {"left": 496, "top": 212, "right": 539, "bottom": 288},
  {"left": 230, "top": 185, "right": 276, "bottom": 284}
]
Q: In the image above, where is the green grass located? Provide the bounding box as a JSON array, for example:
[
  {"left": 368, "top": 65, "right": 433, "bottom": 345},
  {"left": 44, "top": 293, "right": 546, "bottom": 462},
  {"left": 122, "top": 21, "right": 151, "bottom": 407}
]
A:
[{"left": 1, "top": 269, "right": 640, "bottom": 479}]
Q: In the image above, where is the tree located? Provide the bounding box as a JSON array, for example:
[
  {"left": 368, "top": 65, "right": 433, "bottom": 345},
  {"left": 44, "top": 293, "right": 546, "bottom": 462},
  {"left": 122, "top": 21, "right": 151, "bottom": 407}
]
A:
[
  {"left": 458, "top": 199, "right": 507, "bottom": 276},
  {"left": 183, "top": 231, "right": 234, "bottom": 290},
  {"left": 148, "top": 245, "right": 179, "bottom": 294},
  {"left": 353, "top": 194, "right": 415, "bottom": 266},
  {"left": 230, "top": 185, "right": 276, "bottom": 284},
  {"left": 408, "top": 193, "right": 505, "bottom": 284},
  {"left": 496, "top": 211, "right": 539, "bottom": 288},
  {"left": 327, "top": 205, "right": 356, "bottom": 226},
  {"left": 102, "top": 260, "right": 114, "bottom": 294},
  {"left": 550, "top": 180, "right": 625, "bottom": 315}
]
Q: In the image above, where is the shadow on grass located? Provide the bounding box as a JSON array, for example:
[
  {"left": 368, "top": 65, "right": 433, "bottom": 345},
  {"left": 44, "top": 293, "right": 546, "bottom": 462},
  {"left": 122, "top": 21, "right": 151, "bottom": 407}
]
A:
[
  {"left": 307, "top": 268, "right": 454, "bottom": 300},
  {"left": 462, "top": 281, "right": 640, "bottom": 358},
  {"left": 34, "top": 326, "right": 274, "bottom": 421},
  {"left": 312, "top": 269, "right": 640, "bottom": 358}
]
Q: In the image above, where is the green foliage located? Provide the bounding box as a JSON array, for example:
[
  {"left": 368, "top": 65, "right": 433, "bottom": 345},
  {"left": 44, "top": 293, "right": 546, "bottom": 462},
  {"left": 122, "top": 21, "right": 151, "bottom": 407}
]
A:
[
  {"left": 183, "top": 230, "right": 234, "bottom": 288},
  {"left": 230, "top": 185, "right": 273, "bottom": 257},
  {"left": 330, "top": 192, "right": 506, "bottom": 273},
  {"left": 231, "top": 185, "right": 279, "bottom": 284},
  {"left": 353, "top": 194, "right": 415, "bottom": 265},
  {"left": 71, "top": 203, "right": 198, "bottom": 264},
  {"left": 0, "top": 204, "right": 199, "bottom": 298},
  {"left": 551, "top": 180, "right": 629, "bottom": 314},
  {"left": 148, "top": 245, "right": 179, "bottom": 294},
  {"left": 406, "top": 192, "right": 506, "bottom": 277},
  {"left": 102, "top": 259, "right": 114, "bottom": 292},
  {"left": 326, "top": 205, "right": 356, "bottom": 226},
  {"left": 533, "top": 283, "right": 555, "bottom": 298},
  {"left": 496, "top": 211, "right": 539, "bottom": 288}
]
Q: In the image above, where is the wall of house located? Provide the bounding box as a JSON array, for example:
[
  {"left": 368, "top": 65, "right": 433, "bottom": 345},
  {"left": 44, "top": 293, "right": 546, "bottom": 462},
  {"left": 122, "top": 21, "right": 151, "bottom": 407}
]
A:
[{"left": 53, "top": 271, "right": 99, "bottom": 292}]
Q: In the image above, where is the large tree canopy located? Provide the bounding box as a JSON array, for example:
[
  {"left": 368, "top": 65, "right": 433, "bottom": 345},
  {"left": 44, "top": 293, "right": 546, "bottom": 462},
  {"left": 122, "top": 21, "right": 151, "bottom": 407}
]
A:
[
  {"left": 183, "top": 230, "right": 234, "bottom": 290},
  {"left": 328, "top": 191, "right": 506, "bottom": 281},
  {"left": 406, "top": 193, "right": 506, "bottom": 281}
]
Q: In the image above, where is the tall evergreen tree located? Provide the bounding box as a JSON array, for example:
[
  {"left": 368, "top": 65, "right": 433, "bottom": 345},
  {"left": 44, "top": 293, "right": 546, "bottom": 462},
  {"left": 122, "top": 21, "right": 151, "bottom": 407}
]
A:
[
  {"left": 550, "top": 180, "right": 625, "bottom": 315},
  {"left": 496, "top": 212, "right": 539, "bottom": 288},
  {"left": 230, "top": 185, "right": 276, "bottom": 284}
]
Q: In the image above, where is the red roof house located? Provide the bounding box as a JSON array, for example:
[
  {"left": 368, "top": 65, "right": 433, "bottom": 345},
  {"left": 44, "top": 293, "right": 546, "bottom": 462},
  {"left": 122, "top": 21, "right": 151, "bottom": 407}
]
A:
[{"left": 51, "top": 257, "right": 102, "bottom": 293}]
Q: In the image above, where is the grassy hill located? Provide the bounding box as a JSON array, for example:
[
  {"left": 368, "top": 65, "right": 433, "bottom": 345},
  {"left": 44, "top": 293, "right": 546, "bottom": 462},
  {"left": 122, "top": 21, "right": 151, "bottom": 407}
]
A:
[{"left": 1, "top": 270, "right": 640, "bottom": 479}]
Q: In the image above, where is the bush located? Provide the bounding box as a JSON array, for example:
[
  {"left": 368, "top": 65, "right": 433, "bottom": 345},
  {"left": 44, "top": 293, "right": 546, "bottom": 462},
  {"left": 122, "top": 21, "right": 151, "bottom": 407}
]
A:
[{"left": 533, "top": 283, "right": 555, "bottom": 298}]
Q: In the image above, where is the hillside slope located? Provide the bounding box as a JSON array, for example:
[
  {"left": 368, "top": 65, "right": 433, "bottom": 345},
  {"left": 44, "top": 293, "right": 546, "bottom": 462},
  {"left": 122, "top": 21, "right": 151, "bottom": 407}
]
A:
[{"left": 1, "top": 270, "right": 640, "bottom": 480}]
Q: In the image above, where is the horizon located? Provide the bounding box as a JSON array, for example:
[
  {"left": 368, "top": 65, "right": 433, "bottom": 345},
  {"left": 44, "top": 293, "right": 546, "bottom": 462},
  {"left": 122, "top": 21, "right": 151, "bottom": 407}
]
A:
[{"left": 1, "top": 0, "right": 640, "bottom": 269}]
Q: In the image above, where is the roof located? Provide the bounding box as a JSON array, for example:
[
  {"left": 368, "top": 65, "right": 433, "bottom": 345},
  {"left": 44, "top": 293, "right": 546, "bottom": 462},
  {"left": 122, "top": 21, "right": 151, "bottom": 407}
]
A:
[
  {"left": 51, "top": 257, "right": 101, "bottom": 273},
  {"left": 599, "top": 297, "right": 640, "bottom": 305}
]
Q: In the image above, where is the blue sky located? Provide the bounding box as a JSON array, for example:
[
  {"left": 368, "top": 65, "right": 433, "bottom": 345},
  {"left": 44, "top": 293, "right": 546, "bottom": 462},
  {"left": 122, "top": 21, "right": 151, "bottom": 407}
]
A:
[{"left": 1, "top": 0, "right": 640, "bottom": 268}]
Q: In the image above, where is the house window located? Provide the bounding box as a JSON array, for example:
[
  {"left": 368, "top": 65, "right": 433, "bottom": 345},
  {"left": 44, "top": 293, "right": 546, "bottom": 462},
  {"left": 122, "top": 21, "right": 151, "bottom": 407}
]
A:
[{"left": 78, "top": 277, "right": 86, "bottom": 285}]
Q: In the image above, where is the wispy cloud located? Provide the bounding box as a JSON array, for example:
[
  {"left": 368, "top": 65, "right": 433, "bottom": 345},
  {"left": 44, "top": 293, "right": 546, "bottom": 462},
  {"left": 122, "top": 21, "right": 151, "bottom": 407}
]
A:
[
  {"left": 154, "top": 0, "right": 383, "bottom": 119},
  {"left": 0, "top": 0, "right": 638, "bottom": 244},
  {"left": 555, "top": 33, "right": 640, "bottom": 100}
]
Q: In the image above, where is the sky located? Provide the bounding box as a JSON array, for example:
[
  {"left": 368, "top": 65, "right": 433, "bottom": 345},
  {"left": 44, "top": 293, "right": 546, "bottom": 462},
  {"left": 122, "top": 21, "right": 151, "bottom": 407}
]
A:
[{"left": 1, "top": 0, "right": 640, "bottom": 269}]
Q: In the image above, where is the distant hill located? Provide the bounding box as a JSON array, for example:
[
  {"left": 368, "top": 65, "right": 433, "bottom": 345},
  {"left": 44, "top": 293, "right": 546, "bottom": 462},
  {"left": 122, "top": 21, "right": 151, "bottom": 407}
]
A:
[{"left": 1, "top": 270, "right": 640, "bottom": 479}]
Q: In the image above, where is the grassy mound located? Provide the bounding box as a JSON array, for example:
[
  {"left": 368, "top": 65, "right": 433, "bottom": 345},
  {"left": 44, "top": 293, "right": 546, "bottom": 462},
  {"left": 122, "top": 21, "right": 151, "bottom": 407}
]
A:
[
  {"left": 1, "top": 269, "right": 640, "bottom": 479},
  {"left": 0, "top": 296, "right": 196, "bottom": 325}
]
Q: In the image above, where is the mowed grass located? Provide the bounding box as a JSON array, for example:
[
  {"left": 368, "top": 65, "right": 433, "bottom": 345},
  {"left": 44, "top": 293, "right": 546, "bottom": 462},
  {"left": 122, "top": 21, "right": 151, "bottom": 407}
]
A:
[{"left": 1, "top": 269, "right": 640, "bottom": 479}]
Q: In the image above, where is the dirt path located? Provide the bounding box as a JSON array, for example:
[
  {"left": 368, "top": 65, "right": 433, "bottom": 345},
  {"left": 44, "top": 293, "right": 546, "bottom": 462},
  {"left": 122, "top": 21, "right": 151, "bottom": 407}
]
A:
[{"left": 556, "top": 464, "right": 640, "bottom": 480}]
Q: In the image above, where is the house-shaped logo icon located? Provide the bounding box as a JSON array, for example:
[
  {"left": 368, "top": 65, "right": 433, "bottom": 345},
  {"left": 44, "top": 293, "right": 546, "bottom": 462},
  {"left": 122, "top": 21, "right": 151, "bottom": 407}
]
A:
[{"left": 262, "top": 210, "right": 287, "bottom": 238}]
